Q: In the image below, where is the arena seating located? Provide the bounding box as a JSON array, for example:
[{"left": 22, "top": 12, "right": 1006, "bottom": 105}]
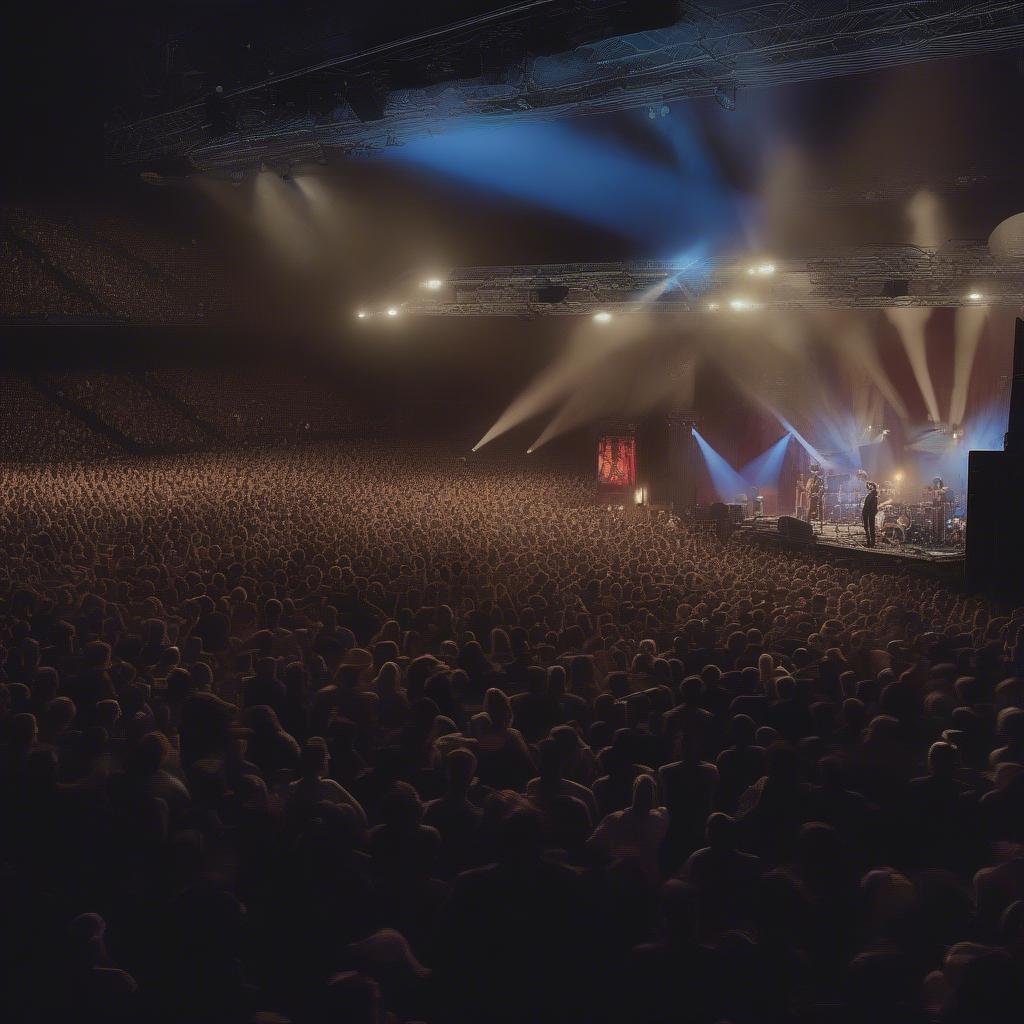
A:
[
  {"left": 149, "top": 369, "right": 365, "bottom": 443},
  {"left": 0, "top": 205, "right": 221, "bottom": 323},
  {"left": 40, "top": 372, "right": 211, "bottom": 449},
  {"left": 0, "top": 376, "right": 117, "bottom": 461},
  {"left": 0, "top": 234, "right": 98, "bottom": 318}
]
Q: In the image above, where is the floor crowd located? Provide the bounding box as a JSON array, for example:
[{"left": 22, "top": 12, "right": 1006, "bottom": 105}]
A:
[{"left": 2, "top": 443, "right": 1024, "bottom": 1023}]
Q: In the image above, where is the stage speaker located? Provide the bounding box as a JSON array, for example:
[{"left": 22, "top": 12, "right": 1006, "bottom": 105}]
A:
[
  {"left": 535, "top": 285, "right": 570, "bottom": 304},
  {"left": 778, "top": 515, "right": 815, "bottom": 544},
  {"left": 707, "top": 501, "right": 735, "bottom": 540},
  {"left": 1005, "top": 317, "right": 1024, "bottom": 454},
  {"left": 882, "top": 279, "right": 910, "bottom": 298},
  {"left": 967, "top": 319, "right": 1024, "bottom": 600},
  {"left": 967, "top": 451, "right": 1024, "bottom": 600}
]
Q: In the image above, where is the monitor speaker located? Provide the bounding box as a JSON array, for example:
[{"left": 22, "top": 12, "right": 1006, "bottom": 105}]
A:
[
  {"left": 967, "top": 451, "right": 1024, "bottom": 599},
  {"left": 778, "top": 515, "right": 814, "bottom": 543},
  {"left": 966, "top": 319, "right": 1024, "bottom": 600}
]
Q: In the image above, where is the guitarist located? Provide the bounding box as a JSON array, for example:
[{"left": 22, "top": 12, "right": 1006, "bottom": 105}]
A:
[
  {"left": 795, "top": 473, "right": 808, "bottom": 520},
  {"left": 807, "top": 466, "right": 825, "bottom": 529}
]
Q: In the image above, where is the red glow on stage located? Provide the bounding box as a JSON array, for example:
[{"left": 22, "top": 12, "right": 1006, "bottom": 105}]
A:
[{"left": 597, "top": 434, "right": 637, "bottom": 488}]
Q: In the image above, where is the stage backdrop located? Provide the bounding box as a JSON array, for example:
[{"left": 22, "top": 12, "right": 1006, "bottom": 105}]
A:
[{"left": 597, "top": 434, "right": 637, "bottom": 489}]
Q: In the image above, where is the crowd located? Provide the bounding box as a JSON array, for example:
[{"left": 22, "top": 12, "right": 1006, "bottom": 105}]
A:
[
  {"left": 151, "top": 371, "right": 365, "bottom": 443},
  {"left": 1, "top": 206, "right": 210, "bottom": 323},
  {"left": 87, "top": 213, "right": 229, "bottom": 317},
  {"left": 1, "top": 441, "right": 1024, "bottom": 1023},
  {"left": 0, "top": 234, "right": 98, "bottom": 318},
  {"left": 44, "top": 373, "right": 210, "bottom": 449},
  {"left": 0, "top": 371, "right": 370, "bottom": 462},
  {"left": 0, "top": 377, "right": 118, "bottom": 462}
]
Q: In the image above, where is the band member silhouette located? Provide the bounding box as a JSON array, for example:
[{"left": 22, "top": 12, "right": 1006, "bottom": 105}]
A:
[
  {"left": 807, "top": 465, "right": 825, "bottom": 528},
  {"left": 795, "top": 473, "right": 808, "bottom": 520},
  {"left": 862, "top": 480, "right": 878, "bottom": 547}
]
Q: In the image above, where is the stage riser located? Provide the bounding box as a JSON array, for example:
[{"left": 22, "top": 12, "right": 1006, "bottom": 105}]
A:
[{"left": 734, "top": 516, "right": 964, "bottom": 583}]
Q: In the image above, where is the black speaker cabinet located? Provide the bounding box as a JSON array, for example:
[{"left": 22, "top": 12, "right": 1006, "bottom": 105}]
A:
[
  {"left": 778, "top": 515, "right": 815, "bottom": 544},
  {"left": 967, "top": 451, "right": 1024, "bottom": 601}
]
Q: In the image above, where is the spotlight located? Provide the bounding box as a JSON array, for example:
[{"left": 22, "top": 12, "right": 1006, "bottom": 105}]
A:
[
  {"left": 707, "top": 302, "right": 720, "bottom": 311},
  {"left": 660, "top": 104, "right": 669, "bottom": 117},
  {"left": 894, "top": 470, "right": 904, "bottom": 482},
  {"left": 355, "top": 311, "right": 369, "bottom": 319},
  {"left": 758, "top": 263, "right": 775, "bottom": 275},
  {"left": 422, "top": 278, "right": 443, "bottom": 290},
  {"left": 881, "top": 428, "right": 890, "bottom": 436},
  {"left": 648, "top": 106, "right": 657, "bottom": 120},
  {"left": 728, "top": 298, "right": 755, "bottom": 311},
  {"left": 386, "top": 307, "right": 399, "bottom": 317},
  {"left": 966, "top": 291, "right": 983, "bottom": 301},
  {"left": 593, "top": 311, "right": 612, "bottom": 322},
  {"left": 526, "top": 448, "right": 534, "bottom": 454}
]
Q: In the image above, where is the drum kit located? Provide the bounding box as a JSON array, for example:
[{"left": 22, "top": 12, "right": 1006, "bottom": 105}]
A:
[
  {"left": 824, "top": 471, "right": 964, "bottom": 548},
  {"left": 874, "top": 477, "right": 963, "bottom": 548}
]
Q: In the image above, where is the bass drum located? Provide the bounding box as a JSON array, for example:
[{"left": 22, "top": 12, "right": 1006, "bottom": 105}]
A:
[{"left": 881, "top": 522, "right": 905, "bottom": 546}]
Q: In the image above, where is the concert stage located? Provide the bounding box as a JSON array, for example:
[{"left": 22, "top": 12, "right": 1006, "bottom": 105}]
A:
[{"left": 733, "top": 516, "right": 965, "bottom": 581}]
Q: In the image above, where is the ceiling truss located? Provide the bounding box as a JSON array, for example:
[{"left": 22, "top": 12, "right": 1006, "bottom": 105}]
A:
[
  {"left": 376, "top": 244, "right": 1024, "bottom": 316},
  {"left": 107, "top": 2, "right": 1024, "bottom": 172}
]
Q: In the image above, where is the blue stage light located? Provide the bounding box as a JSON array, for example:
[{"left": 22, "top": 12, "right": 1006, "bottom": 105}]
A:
[
  {"left": 692, "top": 428, "right": 749, "bottom": 501},
  {"left": 385, "top": 119, "right": 742, "bottom": 252},
  {"left": 741, "top": 433, "right": 791, "bottom": 488}
]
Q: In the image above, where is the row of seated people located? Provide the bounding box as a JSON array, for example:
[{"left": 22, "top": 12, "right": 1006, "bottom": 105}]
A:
[
  {"left": 83, "top": 211, "right": 233, "bottom": 318},
  {"left": 1, "top": 443, "right": 1024, "bottom": 1022},
  {"left": 0, "top": 376, "right": 118, "bottom": 462},
  {"left": 42, "top": 372, "right": 210, "bottom": 449},
  {"left": 149, "top": 370, "right": 364, "bottom": 443},
  {"left": 0, "top": 234, "right": 99, "bottom": 318},
  {"left": 2, "top": 206, "right": 206, "bottom": 322},
  {"left": 1, "top": 370, "right": 368, "bottom": 459}
]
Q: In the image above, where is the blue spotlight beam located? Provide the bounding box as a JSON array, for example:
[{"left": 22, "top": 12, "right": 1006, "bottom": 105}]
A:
[
  {"left": 928, "top": 401, "right": 1011, "bottom": 489},
  {"left": 772, "top": 413, "right": 830, "bottom": 469},
  {"left": 382, "top": 122, "right": 741, "bottom": 251},
  {"left": 692, "top": 428, "right": 749, "bottom": 502},
  {"left": 741, "top": 434, "right": 791, "bottom": 488}
]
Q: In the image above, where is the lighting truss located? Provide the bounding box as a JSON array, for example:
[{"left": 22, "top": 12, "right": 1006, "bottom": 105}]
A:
[
  {"left": 789, "top": 174, "right": 1015, "bottom": 208},
  {"left": 386, "top": 244, "right": 1024, "bottom": 315},
  {"left": 107, "top": 1, "right": 1024, "bottom": 172}
]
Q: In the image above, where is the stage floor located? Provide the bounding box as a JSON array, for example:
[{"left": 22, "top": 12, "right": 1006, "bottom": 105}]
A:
[{"left": 734, "top": 516, "right": 965, "bottom": 576}]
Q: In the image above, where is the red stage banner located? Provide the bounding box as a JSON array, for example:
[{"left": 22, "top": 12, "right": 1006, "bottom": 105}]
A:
[{"left": 597, "top": 434, "right": 637, "bottom": 488}]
